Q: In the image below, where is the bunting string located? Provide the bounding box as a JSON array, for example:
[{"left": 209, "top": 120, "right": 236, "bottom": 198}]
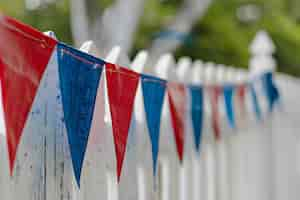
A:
[{"left": 0, "top": 15, "right": 280, "bottom": 186}]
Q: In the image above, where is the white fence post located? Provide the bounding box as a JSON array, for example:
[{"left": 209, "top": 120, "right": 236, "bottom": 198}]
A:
[
  {"left": 130, "top": 50, "right": 154, "bottom": 200},
  {"left": 190, "top": 60, "right": 206, "bottom": 200},
  {"left": 176, "top": 57, "right": 193, "bottom": 200},
  {"left": 203, "top": 62, "right": 217, "bottom": 200},
  {"left": 154, "top": 54, "right": 180, "bottom": 200},
  {"left": 249, "top": 30, "right": 276, "bottom": 200},
  {"left": 215, "top": 65, "right": 231, "bottom": 200}
]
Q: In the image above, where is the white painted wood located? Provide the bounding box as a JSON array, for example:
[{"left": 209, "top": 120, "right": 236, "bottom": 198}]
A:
[
  {"left": 249, "top": 31, "right": 275, "bottom": 200},
  {"left": 176, "top": 56, "right": 193, "bottom": 200},
  {"left": 154, "top": 53, "right": 180, "bottom": 200},
  {"left": 190, "top": 60, "right": 207, "bottom": 200},
  {"left": 1, "top": 28, "right": 298, "bottom": 200},
  {"left": 176, "top": 57, "right": 192, "bottom": 81},
  {"left": 104, "top": 46, "right": 139, "bottom": 200},
  {"left": 0, "top": 31, "right": 75, "bottom": 200},
  {"left": 80, "top": 40, "right": 101, "bottom": 57},
  {"left": 14, "top": 48, "right": 74, "bottom": 200},
  {"left": 105, "top": 46, "right": 122, "bottom": 64},
  {"left": 224, "top": 67, "right": 237, "bottom": 200},
  {"left": 44, "top": 30, "right": 76, "bottom": 200},
  {"left": 191, "top": 60, "right": 204, "bottom": 84},
  {"left": 250, "top": 30, "right": 300, "bottom": 200},
  {"left": 274, "top": 74, "right": 300, "bottom": 200},
  {"left": 129, "top": 50, "right": 155, "bottom": 200},
  {"left": 131, "top": 50, "right": 148, "bottom": 74},
  {"left": 0, "top": 81, "right": 10, "bottom": 200},
  {"left": 44, "top": 30, "right": 57, "bottom": 39},
  {"left": 250, "top": 31, "right": 275, "bottom": 56},
  {"left": 215, "top": 65, "right": 231, "bottom": 200},
  {"left": 62, "top": 41, "right": 115, "bottom": 200},
  {"left": 202, "top": 62, "right": 217, "bottom": 200}
]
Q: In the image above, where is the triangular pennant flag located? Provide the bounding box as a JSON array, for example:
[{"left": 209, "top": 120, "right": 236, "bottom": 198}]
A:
[
  {"left": 209, "top": 86, "right": 221, "bottom": 140},
  {"left": 223, "top": 85, "right": 235, "bottom": 129},
  {"left": 141, "top": 74, "right": 166, "bottom": 176},
  {"left": 262, "top": 72, "right": 280, "bottom": 112},
  {"left": 105, "top": 63, "right": 140, "bottom": 181},
  {"left": 0, "top": 16, "right": 57, "bottom": 174},
  {"left": 236, "top": 84, "right": 246, "bottom": 117},
  {"left": 249, "top": 83, "right": 262, "bottom": 121},
  {"left": 189, "top": 85, "right": 203, "bottom": 152},
  {"left": 57, "top": 44, "right": 104, "bottom": 187},
  {"left": 167, "top": 82, "right": 187, "bottom": 162}
]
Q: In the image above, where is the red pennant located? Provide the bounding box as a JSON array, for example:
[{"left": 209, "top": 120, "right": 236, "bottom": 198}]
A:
[
  {"left": 237, "top": 84, "right": 246, "bottom": 117},
  {"left": 0, "top": 16, "right": 57, "bottom": 174},
  {"left": 167, "top": 82, "right": 186, "bottom": 162},
  {"left": 105, "top": 63, "right": 139, "bottom": 181},
  {"left": 209, "top": 86, "right": 221, "bottom": 141}
]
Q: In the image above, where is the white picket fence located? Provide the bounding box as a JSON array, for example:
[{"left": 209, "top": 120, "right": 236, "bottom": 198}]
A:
[{"left": 0, "top": 30, "right": 299, "bottom": 200}]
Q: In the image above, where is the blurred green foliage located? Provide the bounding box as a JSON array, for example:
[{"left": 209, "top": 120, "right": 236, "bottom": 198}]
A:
[
  {"left": 1, "top": 0, "right": 300, "bottom": 76},
  {"left": 0, "top": 0, "right": 72, "bottom": 43}
]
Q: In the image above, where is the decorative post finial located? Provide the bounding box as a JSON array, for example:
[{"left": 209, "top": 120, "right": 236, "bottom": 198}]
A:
[{"left": 249, "top": 30, "right": 276, "bottom": 76}]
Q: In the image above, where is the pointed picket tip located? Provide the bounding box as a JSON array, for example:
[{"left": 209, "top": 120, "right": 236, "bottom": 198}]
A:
[
  {"left": 216, "top": 66, "right": 227, "bottom": 117},
  {"left": 105, "top": 46, "right": 121, "bottom": 63},
  {"left": 118, "top": 52, "right": 131, "bottom": 67},
  {"left": 104, "top": 45, "right": 130, "bottom": 67},
  {"left": 189, "top": 60, "right": 205, "bottom": 152},
  {"left": 176, "top": 57, "right": 192, "bottom": 83},
  {"left": 216, "top": 64, "right": 227, "bottom": 84},
  {"left": 43, "top": 30, "right": 57, "bottom": 39},
  {"left": 155, "top": 53, "right": 186, "bottom": 163},
  {"left": 249, "top": 31, "right": 277, "bottom": 76},
  {"left": 191, "top": 60, "right": 204, "bottom": 84},
  {"left": 225, "top": 67, "right": 236, "bottom": 84},
  {"left": 204, "top": 63, "right": 221, "bottom": 140},
  {"left": 79, "top": 40, "right": 101, "bottom": 57},
  {"left": 250, "top": 30, "right": 275, "bottom": 56},
  {"left": 235, "top": 69, "right": 248, "bottom": 117},
  {"left": 131, "top": 50, "right": 148, "bottom": 122},
  {"left": 80, "top": 40, "right": 94, "bottom": 51},
  {"left": 193, "top": 60, "right": 203, "bottom": 67},
  {"left": 103, "top": 46, "right": 123, "bottom": 125},
  {"left": 154, "top": 53, "right": 177, "bottom": 80},
  {"left": 131, "top": 50, "right": 148, "bottom": 73},
  {"left": 204, "top": 62, "right": 217, "bottom": 84},
  {"left": 154, "top": 54, "right": 175, "bottom": 119},
  {"left": 236, "top": 69, "right": 248, "bottom": 84}
]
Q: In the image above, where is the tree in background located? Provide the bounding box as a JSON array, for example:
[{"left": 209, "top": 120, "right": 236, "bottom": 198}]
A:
[{"left": 68, "top": 0, "right": 211, "bottom": 61}]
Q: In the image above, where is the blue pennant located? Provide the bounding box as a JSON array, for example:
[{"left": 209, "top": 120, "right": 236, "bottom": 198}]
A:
[
  {"left": 57, "top": 43, "right": 104, "bottom": 187},
  {"left": 249, "top": 83, "right": 262, "bottom": 121},
  {"left": 262, "top": 72, "right": 280, "bottom": 112},
  {"left": 189, "top": 85, "right": 204, "bottom": 152},
  {"left": 141, "top": 74, "right": 166, "bottom": 176},
  {"left": 223, "top": 85, "right": 235, "bottom": 129}
]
